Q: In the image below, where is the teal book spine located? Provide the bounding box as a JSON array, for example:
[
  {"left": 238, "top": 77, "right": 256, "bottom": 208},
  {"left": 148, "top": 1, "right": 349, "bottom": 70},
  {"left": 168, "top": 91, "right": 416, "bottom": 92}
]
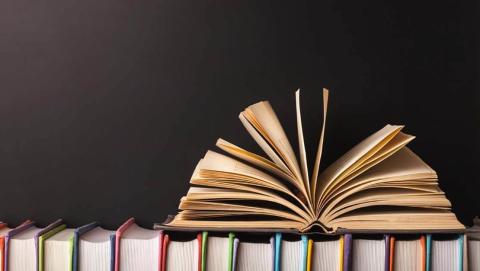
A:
[
  {"left": 426, "top": 234, "right": 432, "bottom": 271},
  {"left": 458, "top": 235, "right": 464, "bottom": 271},
  {"left": 274, "top": 233, "right": 282, "bottom": 271},
  {"left": 301, "top": 235, "right": 308, "bottom": 271}
]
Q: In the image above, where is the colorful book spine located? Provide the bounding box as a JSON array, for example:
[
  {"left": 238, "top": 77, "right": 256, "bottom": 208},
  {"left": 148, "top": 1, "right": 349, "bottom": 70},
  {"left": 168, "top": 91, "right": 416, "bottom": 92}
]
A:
[
  {"left": 35, "top": 219, "right": 64, "bottom": 271},
  {"left": 0, "top": 223, "right": 7, "bottom": 271},
  {"left": 72, "top": 222, "right": 99, "bottom": 271},
  {"left": 342, "top": 234, "right": 352, "bottom": 271},
  {"left": 306, "top": 239, "right": 313, "bottom": 271},
  {"left": 339, "top": 235, "right": 344, "bottom": 271},
  {"left": 114, "top": 217, "right": 135, "bottom": 271},
  {"left": 200, "top": 231, "right": 235, "bottom": 271},
  {"left": 274, "top": 233, "right": 281, "bottom": 271},
  {"left": 384, "top": 235, "right": 390, "bottom": 271},
  {"left": 459, "top": 235, "right": 465, "bottom": 271},
  {"left": 301, "top": 235, "right": 308, "bottom": 271},
  {"left": 227, "top": 233, "right": 235, "bottom": 271},
  {"left": 160, "top": 234, "right": 168, "bottom": 271},
  {"left": 232, "top": 238, "right": 239, "bottom": 271},
  {"left": 201, "top": 231, "right": 208, "bottom": 271},
  {"left": 4, "top": 221, "right": 35, "bottom": 271},
  {"left": 426, "top": 234, "right": 432, "bottom": 271},
  {"left": 38, "top": 224, "right": 67, "bottom": 271},
  {"left": 110, "top": 232, "right": 116, "bottom": 271},
  {"left": 0, "top": 220, "right": 471, "bottom": 271},
  {"left": 273, "top": 233, "right": 308, "bottom": 271}
]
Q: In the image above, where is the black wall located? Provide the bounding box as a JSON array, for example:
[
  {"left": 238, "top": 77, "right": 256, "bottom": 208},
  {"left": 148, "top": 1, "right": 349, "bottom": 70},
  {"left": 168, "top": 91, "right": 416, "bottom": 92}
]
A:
[{"left": 0, "top": 0, "right": 478, "bottom": 229}]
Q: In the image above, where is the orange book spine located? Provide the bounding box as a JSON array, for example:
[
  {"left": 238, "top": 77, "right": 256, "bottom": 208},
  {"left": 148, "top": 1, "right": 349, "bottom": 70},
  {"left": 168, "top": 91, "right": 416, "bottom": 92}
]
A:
[
  {"left": 0, "top": 223, "right": 6, "bottom": 271},
  {"left": 389, "top": 236, "right": 395, "bottom": 271},
  {"left": 420, "top": 236, "right": 426, "bottom": 271},
  {"left": 0, "top": 236, "right": 5, "bottom": 271}
]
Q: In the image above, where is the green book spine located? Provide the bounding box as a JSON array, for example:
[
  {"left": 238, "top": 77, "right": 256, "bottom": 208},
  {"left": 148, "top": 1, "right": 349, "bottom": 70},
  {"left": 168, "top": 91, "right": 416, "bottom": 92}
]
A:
[
  {"left": 38, "top": 224, "right": 67, "bottom": 271},
  {"left": 227, "top": 232, "right": 235, "bottom": 271},
  {"left": 201, "top": 232, "right": 208, "bottom": 271},
  {"left": 68, "top": 235, "right": 74, "bottom": 271}
]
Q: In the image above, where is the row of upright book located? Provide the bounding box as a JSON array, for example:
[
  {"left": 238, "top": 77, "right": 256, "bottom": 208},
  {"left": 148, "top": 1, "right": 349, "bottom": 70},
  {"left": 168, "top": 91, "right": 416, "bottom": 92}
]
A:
[{"left": 1, "top": 217, "right": 480, "bottom": 271}]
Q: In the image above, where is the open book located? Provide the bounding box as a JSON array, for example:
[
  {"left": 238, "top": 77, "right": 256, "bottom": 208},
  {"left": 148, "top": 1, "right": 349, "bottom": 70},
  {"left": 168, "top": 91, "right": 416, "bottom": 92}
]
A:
[{"left": 164, "top": 89, "right": 464, "bottom": 233}]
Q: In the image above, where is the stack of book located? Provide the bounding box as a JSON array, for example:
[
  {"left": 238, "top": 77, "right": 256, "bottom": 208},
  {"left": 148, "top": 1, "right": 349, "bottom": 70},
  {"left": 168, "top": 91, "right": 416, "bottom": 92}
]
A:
[
  {"left": 1, "top": 89, "right": 475, "bottom": 270},
  {"left": 0, "top": 217, "right": 477, "bottom": 271}
]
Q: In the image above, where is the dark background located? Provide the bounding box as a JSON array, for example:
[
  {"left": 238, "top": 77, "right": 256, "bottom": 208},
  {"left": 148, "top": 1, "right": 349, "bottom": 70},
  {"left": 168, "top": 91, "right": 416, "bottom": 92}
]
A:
[{"left": 0, "top": 1, "right": 478, "bottom": 229}]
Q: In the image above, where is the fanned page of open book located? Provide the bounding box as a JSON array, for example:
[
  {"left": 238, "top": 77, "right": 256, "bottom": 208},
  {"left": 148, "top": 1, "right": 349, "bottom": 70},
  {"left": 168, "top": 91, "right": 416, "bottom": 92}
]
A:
[
  {"left": 166, "top": 89, "right": 464, "bottom": 233},
  {"left": 309, "top": 89, "right": 328, "bottom": 203},
  {"left": 243, "top": 102, "right": 304, "bottom": 184}
]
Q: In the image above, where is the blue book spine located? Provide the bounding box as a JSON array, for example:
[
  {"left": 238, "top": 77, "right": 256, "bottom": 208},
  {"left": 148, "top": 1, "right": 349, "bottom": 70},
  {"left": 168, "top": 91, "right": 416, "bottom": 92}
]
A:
[
  {"left": 72, "top": 222, "right": 98, "bottom": 271},
  {"left": 384, "top": 235, "right": 390, "bottom": 271},
  {"left": 301, "top": 235, "right": 308, "bottom": 271},
  {"left": 343, "top": 234, "right": 352, "bottom": 271},
  {"left": 458, "top": 234, "right": 464, "bottom": 271},
  {"left": 72, "top": 230, "right": 80, "bottom": 271},
  {"left": 110, "top": 233, "right": 116, "bottom": 271},
  {"left": 274, "top": 233, "right": 282, "bottom": 271}
]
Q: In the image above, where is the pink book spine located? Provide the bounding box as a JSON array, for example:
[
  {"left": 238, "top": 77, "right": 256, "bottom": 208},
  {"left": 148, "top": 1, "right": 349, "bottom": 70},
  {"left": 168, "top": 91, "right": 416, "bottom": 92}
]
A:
[{"left": 114, "top": 217, "right": 135, "bottom": 271}]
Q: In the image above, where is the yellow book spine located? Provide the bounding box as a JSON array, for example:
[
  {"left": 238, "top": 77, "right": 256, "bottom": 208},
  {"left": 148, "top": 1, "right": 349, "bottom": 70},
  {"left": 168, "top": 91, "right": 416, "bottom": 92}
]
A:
[
  {"left": 306, "top": 239, "right": 313, "bottom": 271},
  {"left": 339, "top": 235, "right": 344, "bottom": 271}
]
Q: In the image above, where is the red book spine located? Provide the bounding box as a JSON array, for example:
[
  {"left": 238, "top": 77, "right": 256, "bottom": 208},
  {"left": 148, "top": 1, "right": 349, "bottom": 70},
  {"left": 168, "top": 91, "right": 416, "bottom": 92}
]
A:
[{"left": 197, "top": 233, "right": 202, "bottom": 271}]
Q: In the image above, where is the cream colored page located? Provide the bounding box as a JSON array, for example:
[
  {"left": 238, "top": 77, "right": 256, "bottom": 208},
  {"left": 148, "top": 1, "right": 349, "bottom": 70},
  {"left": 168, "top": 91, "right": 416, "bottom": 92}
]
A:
[
  {"left": 360, "top": 132, "right": 414, "bottom": 167},
  {"left": 319, "top": 147, "right": 437, "bottom": 209},
  {"left": 180, "top": 202, "right": 306, "bottom": 222},
  {"left": 246, "top": 101, "right": 303, "bottom": 182},
  {"left": 181, "top": 189, "right": 312, "bottom": 220},
  {"left": 321, "top": 179, "right": 442, "bottom": 219},
  {"left": 318, "top": 133, "right": 417, "bottom": 205},
  {"left": 215, "top": 138, "right": 298, "bottom": 186},
  {"left": 347, "top": 147, "right": 436, "bottom": 182},
  {"left": 326, "top": 183, "right": 441, "bottom": 210},
  {"left": 177, "top": 205, "right": 305, "bottom": 222},
  {"left": 311, "top": 88, "right": 329, "bottom": 200},
  {"left": 327, "top": 188, "right": 449, "bottom": 215},
  {"left": 315, "top": 124, "right": 403, "bottom": 203},
  {"left": 190, "top": 179, "right": 313, "bottom": 218},
  {"left": 185, "top": 181, "right": 313, "bottom": 218},
  {"left": 198, "top": 150, "right": 289, "bottom": 190},
  {"left": 327, "top": 195, "right": 452, "bottom": 221},
  {"left": 167, "top": 219, "right": 304, "bottom": 230},
  {"left": 330, "top": 187, "right": 446, "bottom": 206},
  {"left": 239, "top": 113, "right": 291, "bottom": 174},
  {"left": 295, "top": 90, "right": 310, "bottom": 190},
  {"left": 326, "top": 211, "right": 464, "bottom": 232},
  {"left": 340, "top": 132, "right": 415, "bottom": 183}
]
